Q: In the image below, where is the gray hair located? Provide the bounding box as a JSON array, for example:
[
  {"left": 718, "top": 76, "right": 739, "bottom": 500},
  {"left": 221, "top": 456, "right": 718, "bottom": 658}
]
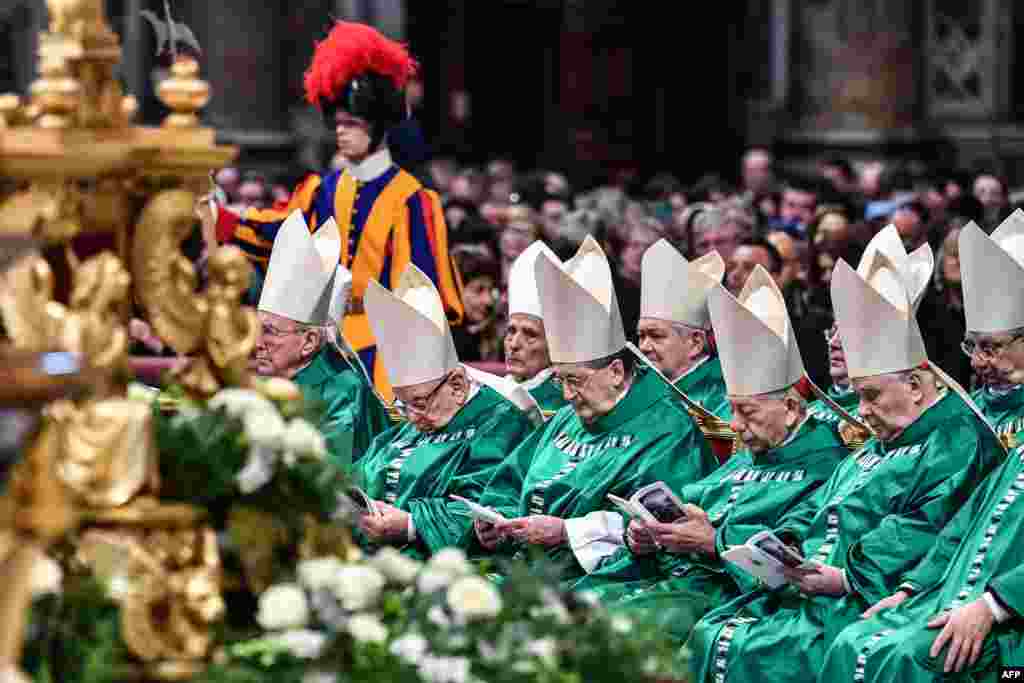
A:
[{"left": 670, "top": 322, "right": 712, "bottom": 358}]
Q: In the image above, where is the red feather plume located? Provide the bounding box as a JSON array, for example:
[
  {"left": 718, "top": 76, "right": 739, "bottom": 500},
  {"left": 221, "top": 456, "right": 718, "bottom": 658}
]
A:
[{"left": 304, "top": 21, "right": 419, "bottom": 108}]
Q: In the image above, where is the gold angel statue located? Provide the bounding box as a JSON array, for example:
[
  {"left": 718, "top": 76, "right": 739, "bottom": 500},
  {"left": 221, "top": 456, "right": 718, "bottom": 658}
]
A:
[{"left": 132, "top": 189, "right": 259, "bottom": 397}]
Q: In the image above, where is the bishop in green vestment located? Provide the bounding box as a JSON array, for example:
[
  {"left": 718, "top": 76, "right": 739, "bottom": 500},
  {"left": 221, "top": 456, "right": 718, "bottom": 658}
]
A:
[
  {"left": 688, "top": 247, "right": 1005, "bottom": 683},
  {"left": 503, "top": 240, "right": 569, "bottom": 418},
  {"left": 354, "top": 265, "right": 537, "bottom": 560},
  {"left": 252, "top": 210, "right": 390, "bottom": 470},
  {"left": 572, "top": 267, "right": 849, "bottom": 630},
  {"left": 470, "top": 236, "right": 718, "bottom": 582}
]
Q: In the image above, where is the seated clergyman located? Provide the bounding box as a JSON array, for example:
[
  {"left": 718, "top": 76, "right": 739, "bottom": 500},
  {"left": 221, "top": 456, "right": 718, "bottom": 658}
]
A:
[
  {"left": 469, "top": 236, "right": 719, "bottom": 582},
  {"left": 254, "top": 210, "right": 388, "bottom": 468},
  {"left": 816, "top": 212, "right": 1024, "bottom": 683},
  {"left": 353, "top": 264, "right": 536, "bottom": 560},
  {"left": 569, "top": 266, "right": 846, "bottom": 636},
  {"left": 687, "top": 230, "right": 1005, "bottom": 683},
  {"left": 806, "top": 322, "right": 860, "bottom": 434},
  {"left": 635, "top": 239, "right": 730, "bottom": 419},
  {"left": 503, "top": 240, "right": 568, "bottom": 416}
]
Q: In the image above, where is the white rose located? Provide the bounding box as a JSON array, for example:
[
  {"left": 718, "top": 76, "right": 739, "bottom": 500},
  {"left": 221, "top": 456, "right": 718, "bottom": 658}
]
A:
[
  {"left": 297, "top": 557, "right": 344, "bottom": 592},
  {"left": 419, "top": 656, "right": 471, "bottom": 683},
  {"left": 389, "top": 633, "right": 428, "bottom": 664},
  {"left": 371, "top": 547, "right": 422, "bottom": 585},
  {"left": 236, "top": 445, "right": 277, "bottom": 494},
  {"left": 243, "top": 409, "right": 286, "bottom": 450},
  {"left": 526, "top": 638, "right": 558, "bottom": 668},
  {"left": 209, "top": 388, "right": 278, "bottom": 420},
  {"left": 256, "top": 583, "right": 309, "bottom": 630},
  {"left": 347, "top": 613, "right": 388, "bottom": 644},
  {"left": 425, "top": 548, "right": 471, "bottom": 578},
  {"left": 267, "top": 629, "right": 328, "bottom": 659},
  {"left": 417, "top": 569, "right": 454, "bottom": 594},
  {"left": 29, "top": 555, "right": 62, "bottom": 597},
  {"left": 283, "top": 418, "right": 327, "bottom": 463},
  {"left": 446, "top": 576, "right": 502, "bottom": 621},
  {"left": 610, "top": 614, "right": 633, "bottom": 634},
  {"left": 330, "top": 564, "right": 386, "bottom": 611}
]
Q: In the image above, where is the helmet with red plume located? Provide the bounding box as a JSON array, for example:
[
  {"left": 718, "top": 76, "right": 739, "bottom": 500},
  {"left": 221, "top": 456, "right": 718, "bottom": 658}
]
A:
[{"left": 304, "top": 21, "right": 419, "bottom": 150}]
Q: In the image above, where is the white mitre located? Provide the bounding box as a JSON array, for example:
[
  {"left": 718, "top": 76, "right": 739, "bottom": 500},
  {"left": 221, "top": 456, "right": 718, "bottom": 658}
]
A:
[
  {"left": 709, "top": 265, "right": 805, "bottom": 396},
  {"left": 534, "top": 235, "right": 626, "bottom": 363},
  {"left": 641, "top": 239, "right": 724, "bottom": 329},
  {"left": 960, "top": 210, "right": 1024, "bottom": 333},
  {"left": 508, "top": 240, "right": 559, "bottom": 319},
  {"left": 365, "top": 264, "right": 459, "bottom": 388}
]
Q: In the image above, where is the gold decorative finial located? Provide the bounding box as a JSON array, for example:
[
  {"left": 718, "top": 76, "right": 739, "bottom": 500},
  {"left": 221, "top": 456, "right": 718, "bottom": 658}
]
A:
[
  {"left": 29, "top": 55, "right": 81, "bottom": 129},
  {"left": 157, "top": 57, "right": 210, "bottom": 128}
]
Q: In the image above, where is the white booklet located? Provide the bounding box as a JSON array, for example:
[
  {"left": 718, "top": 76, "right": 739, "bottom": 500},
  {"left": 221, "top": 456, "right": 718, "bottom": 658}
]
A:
[
  {"left": 339, "top": 486, "right": 380, "bottom": 517},
  {"left": 721, "top": 530, "right": 815, "bottom": 588},
  {"left": 449, "top": 494, "right": 506, "bottom": 525},
  {"left": 607, "top": 481, "right": 688, "bottom": 524}
]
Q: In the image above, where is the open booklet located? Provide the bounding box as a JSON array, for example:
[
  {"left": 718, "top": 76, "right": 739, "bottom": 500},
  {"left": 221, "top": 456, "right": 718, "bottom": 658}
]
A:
[
  {"left": 449, "top": 494, "right": 506, "bottom": 525},
  {"left": 338, "top": 486, "right": 381, "bottom": 518},
  {"left": 721, "top": 529, "right": 816, "bottom": 588},
  {"left": 607, "top": 481, "right": 688, "bottom": 524}
]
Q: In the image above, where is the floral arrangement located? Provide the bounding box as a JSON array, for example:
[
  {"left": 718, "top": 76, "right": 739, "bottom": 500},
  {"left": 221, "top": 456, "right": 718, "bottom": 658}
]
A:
[{"left": 201, "top": 547, "right": 688, "bottom": 683}]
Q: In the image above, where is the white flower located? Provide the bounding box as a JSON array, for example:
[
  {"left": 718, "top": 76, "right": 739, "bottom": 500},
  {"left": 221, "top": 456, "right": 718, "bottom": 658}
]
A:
[
  {"left": 610, "top": 614, "right": 633, "bottom": 634},
  {"left": 236, "top": 445, "right": 277, "bottom": 494},
  {"left": 426, "top": 548, "right": 472, "bottom": 578},
  {"left": 417, "top": 569, "right": 454, "bottom": 594},
  {"left": 302, "top": 671, "right": 338, "bottom": 683},
  {"left": 209, "top": 388, "right": 278, "bottom": 420},
  {"left": 447, "top": 576, "right": 502, "bottom": 621},
  {"left": 347, "top": 613, "right": 389, "bottom": 644},
  {"left": 330, "top": 564, "right": 386, "bottom": 611},
  {"left": 297, "top": 557, "right": 344, "bottom": 592},
  {"left": 526, "top": 638, "right": 558, "bottom": 668},
  {"left": 390, "top": 632, "right": 429, "bottom": 664},
  {"left": 419, "top": 656, "right": 471, "bottom": 683},
  {"left": 256, "top": 583, "right": 309, "bottom": 630},
  {"left": 267, "top": 629, "right": 328, "bottom": 659},
  {"left": 282, "top": 418, "right": 327, "bottom": 464},
  {"left": 427, "top": 605, "right": 451, "bottom": 628},
  {"left": 371, "top": 547, "right": 422, "bottom": 585},
  {"left": 243, "top": 409, "right": 286, "bottom": 450},
  {"left": 29, "top": 555, "right": 62, "bottom": 597}
]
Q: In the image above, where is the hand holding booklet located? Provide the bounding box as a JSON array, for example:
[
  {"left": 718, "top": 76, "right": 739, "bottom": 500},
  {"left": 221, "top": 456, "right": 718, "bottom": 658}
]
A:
[
  {"left": 338, "top": 486, "right": 380, "bottom": 517},
  {"left": 607, "top": 481, "right": 688, "bottom": 525},
  {"left": 449, "top": 494, "right": 506, "bottom": 525},
  {"left": 721, "top": 530, "right": 815, "bottom": 588}
]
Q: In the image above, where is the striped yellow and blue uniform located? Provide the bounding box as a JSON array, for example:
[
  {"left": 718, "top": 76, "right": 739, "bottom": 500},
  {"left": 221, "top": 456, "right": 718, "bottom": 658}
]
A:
[{"left": 216, "top": 165, "right": 464, "bottom": 402}]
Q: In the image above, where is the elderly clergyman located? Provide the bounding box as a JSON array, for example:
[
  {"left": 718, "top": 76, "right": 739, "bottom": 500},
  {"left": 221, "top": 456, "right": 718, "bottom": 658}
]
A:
[
  {"left": 352, "top": 264, "right": 537, "bottom": 559},
  {"left": 254, "top": 210, "right": 389, "bottom": 468},
  {"left": 636, "top": 239, "right": 730, "bottom": 418},
  {"left": 688, "top": 234, "right": 1004, "bottom": 683},
  {"left": 817, "top": 209, "right": 1024, "bottom": 683},
  {"left": 504, "top": 240, "right": 568, "bottom": 416},
  {"left": 570, "top": 266, "right": 846, "bottom": 631},
  {"left": 470, "top": 236, "right": 718, "bottom": 582}
]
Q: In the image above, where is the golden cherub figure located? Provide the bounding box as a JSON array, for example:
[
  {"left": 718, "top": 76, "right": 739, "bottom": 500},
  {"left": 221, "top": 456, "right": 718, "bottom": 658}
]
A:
[{"left": 132, "top": 189, "right": 259, "bottom": 397}]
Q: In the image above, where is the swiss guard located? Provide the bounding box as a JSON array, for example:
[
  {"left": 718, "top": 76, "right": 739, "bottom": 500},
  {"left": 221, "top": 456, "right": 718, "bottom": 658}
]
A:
[
  {"left": 470, "top": 236, "right": 718, "bottom": 582},
  {"left": 352, "top": 264, "right": 536, "bottom": 560},
  {"left": 203, "top": 22, "right": 463, "bottom": 402},
  {"left": 570, "top": 266, "right": 846, "bottom": 632},
  {"left": 254, "top": 210, "right": 389, "bottom": 467},
  {"left": 688, "top": 233, "right": 1005, "bottom": 683}
]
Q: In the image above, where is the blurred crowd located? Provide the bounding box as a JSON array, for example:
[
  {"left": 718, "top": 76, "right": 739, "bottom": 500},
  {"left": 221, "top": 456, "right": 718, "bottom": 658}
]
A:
[{"left": 210, "top": 148, "right": 1021, "bottom": 390}]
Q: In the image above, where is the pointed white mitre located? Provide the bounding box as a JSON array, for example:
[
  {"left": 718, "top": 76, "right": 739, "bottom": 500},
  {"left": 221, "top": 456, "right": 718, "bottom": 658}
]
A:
[
  {"left": 858, "top": 224, "right": 934, "bottom": 312},
  {"left": 258, "top": 211, "right": 352, "bottom": 325},
  {"left": 534, "top": 235, "right": 626, "bottom": 363},
  {"left": 640, "top": 239, "right": 725, "bottom": 329},
  {"left": 961, "top": 211, "right": 1024, "bottom": 333},
  {"left": 709, "top": 265, "right": 805, "bottom": 396},
  {"left": 507, "top": 240, "right": 559, "bottom": 319},
  {"left": 365, "top": 264, "right": 459, "bottom": 388},
  {"left": 832, "top": 250, "right": 928, "bottom": 379}
]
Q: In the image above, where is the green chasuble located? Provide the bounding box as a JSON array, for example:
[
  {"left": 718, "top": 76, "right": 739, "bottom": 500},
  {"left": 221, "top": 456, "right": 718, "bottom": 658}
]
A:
[
  {"left": 470, "top": 367, "right": 719, "bottom": 583},
  {"left": 674, "top": 356, "right": 731, "bottom": 420},
  {"left": 519, "top": 367, "right": 569, "bottom": 417},
  {"left": 355, "top": 384, "right": 535, "bottom": 561},
  {"left": 807, "top": 383, "right": 860, "bottom": 438},
  {"left": 293, "top": 345, "right": 391, "bottom": 470},
  {"left": 972, "top": 385, "right": 1024, "bottom": 448},
  {"left": 821, "top": 446, "right": 1024, "bottom": 683},
  {"left": 689, "top": 390, "right": 1005, "bottom": 683},
  {"left": 570, "top": 416, "right": 845, "bottom": 628}
]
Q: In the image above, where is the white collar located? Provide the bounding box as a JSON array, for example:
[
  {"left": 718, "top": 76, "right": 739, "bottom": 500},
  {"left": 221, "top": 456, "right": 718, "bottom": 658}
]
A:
[
  {"left": 347, "top": 148, "right": 393, "bottom": 183},
  {"left": 672, "top": 355, "right": 710, "bottom": 383},
  {"left": 519, "top": 366, "right": 555, "bottom": 392}
]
